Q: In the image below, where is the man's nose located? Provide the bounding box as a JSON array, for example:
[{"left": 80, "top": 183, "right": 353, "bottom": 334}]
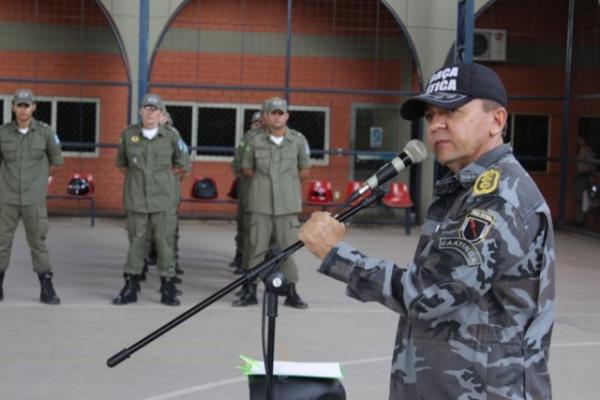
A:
[{"left": 428, "top": 113, "right": 447, "bottom": 130}]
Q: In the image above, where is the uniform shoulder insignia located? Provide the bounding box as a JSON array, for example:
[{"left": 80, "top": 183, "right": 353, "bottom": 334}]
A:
[
  {"left": 473, "top": 168, "right": 500, "bottom": 196},
  {"left": 459, "top": 209, "right": 495, "bottom": 242},
  {"left": 131, "top": 135, "right": 140, "bottom": 143}
]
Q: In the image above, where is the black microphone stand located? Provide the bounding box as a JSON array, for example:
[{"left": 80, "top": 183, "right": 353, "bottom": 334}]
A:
[
  {"left": 107, "top": 188, "right": 387, "bottom": 398},
  {"left": 260, "top": 250, "right": 287, "bottom": 400}
]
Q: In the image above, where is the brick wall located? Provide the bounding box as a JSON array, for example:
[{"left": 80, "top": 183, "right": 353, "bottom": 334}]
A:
[
  {"left": 0, "top": 0, "right": 129, "bottom": 215},
  {"left": 149, "top": 0, "right": 412, "bottom": 217},
  {"left": 476, "top": 0, "right": 600, "bottom": 222}
]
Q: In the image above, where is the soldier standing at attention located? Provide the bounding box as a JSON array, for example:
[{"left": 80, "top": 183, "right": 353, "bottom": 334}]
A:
[
  {"left": 113, "top": 93, "right": 190, "bottom": 306},
  {"left": 230, "top": 110, "right": 263, "bottom": 275},
  {"left": 234, "top": 98, "right": 311, "bottom": 308},
  {"left": 0, "top": 88, "right": 63, "bottom": 304},
  {"left": 300, "top": 63, "right": 556, "bottom": 399}
]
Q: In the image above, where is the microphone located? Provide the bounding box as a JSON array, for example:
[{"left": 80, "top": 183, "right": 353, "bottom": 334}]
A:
[{"left": 348, "top": 139, "right": 428, "bottom": 203}]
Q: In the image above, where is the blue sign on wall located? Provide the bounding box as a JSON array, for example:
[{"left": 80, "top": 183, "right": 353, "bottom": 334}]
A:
[{"left": 370, "top": 127, "right": 383, "bottom": 149}]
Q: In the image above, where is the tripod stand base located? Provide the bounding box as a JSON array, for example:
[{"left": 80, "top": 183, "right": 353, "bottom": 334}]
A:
[{"left": 248, "top": 375, "right": 346, "bottom": 400}]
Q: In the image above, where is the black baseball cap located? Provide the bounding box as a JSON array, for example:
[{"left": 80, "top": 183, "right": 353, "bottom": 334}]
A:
[{"left": 400, "top": 62, "right": 507, "bottom": 120}]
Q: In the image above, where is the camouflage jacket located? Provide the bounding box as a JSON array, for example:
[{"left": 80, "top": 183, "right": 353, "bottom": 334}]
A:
[{"left": 319, "top": 144, "right": 555, "bottom": 399}]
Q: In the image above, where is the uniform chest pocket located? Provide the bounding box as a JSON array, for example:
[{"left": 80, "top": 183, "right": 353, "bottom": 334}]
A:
[
  {"left": 256, "top": 148, "right": 271, "bottom": 171},
  {"left": 29, "top": 144, "right": 46, "bottom": 160},
  {"left": 1, "top": 142, "right": 17, "bottom": 160},
  {"left": 282, "top": 148, "right": 297, "bottom": 160},
  {"left": 154, "top": 148, "right": 173, "bottom": 169},
  {"left": 127, "top": 146, "right": 144, "bottom": 167},
  {"left": 280, "top": 149, "right": 298, "bottom": 172}
]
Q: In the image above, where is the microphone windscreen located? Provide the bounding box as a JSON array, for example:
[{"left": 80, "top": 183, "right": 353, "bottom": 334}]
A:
[{"left": 403, "top": 140, "right": 428, "bottom": 164}]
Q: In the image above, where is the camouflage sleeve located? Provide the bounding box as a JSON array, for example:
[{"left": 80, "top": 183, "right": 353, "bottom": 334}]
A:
[
  {"left": 116, "top": 132, "right": 127, "bottom": 167},
  {"left": 46, "top": 129, "right": 63, "bottom": 166},
  {"left": 319, "top": 195, "right": 545, "bottom": 320},
  {"left": 240, "top": 136, "right": 255, "bottom": 171}
]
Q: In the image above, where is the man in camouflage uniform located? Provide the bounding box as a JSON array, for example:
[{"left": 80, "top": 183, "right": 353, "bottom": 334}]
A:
[
  {"left": 230, "top": 110, "right": 263, "bottom": 275},
  {"left": 113, "top": 93, "right": 190, "bottom": 306},
  {"left": 300, "top": 63, "right": 555, "bottom": 399},
  {"left": 234, "top": 97, "right": 311, "bottom": 308},
  {"left": 0, "top": 89, "right": 63, "bottom": 304}
]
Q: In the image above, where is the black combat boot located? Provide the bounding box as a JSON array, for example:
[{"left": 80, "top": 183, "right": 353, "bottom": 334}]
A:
[
  {"left": 0, "top": 272, "right": 4, "bottom": 301},
  {"left": 38, "top": 272, "right": 60, "bottom": 305},
  {"left": 159, "top": 276, "right": 182, "bottom": 296},
  {"left": 284, "top": 283, "right": 307, "bottom": 309},
  {"left": 160, "top": 277, "right": 180, "bottom": 306},
  {"left": 229, "top": 251, "right": 242, "bottom": 268},
  {"left": 232, "top": 283, "right": 258, "bottom": 307},
  {"left": 233, "top": 265, "right": 246, "bottom": 275},
  {"left": 113, "top": 273, "right": 139, "bottom": 305}
]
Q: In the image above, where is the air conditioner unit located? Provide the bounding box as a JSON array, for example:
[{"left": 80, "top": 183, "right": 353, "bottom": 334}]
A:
[{"left": 473, "top": 29, "right": 507, "bottom": 62}]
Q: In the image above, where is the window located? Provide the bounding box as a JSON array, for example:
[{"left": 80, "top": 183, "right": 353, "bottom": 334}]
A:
[
  {"left": 7, "top": 96, "right": 99, "bottom": 157},
  {"left": 288, "top": 108, "right": 328, "bottom": 162},
  {"left": 33, "top": 101, "right": 52, "bottom": 125},
  {"left": 56, "top": 101, "right": 98, "bottom": 153},
  {"left": 165, "top": 104, "right": 193, "bottom": 148},
  {"left": 164, "top": 102, "right": 330, "bottom": 164},
  {"left": 197, "top": 106, "right": 237, "bottom": 158},
  {"left": 578, "top": 117, "right": 600, "bottom": 173},
  {"left": 506, "top": 114, "right": 550, "bottom": 172}
]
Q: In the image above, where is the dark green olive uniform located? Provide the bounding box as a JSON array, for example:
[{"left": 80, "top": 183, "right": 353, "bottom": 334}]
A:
[
  {"left": 116, "top": 125, "right": 190, "bottom": 278},
  {"left": 232, "top": 128, "right": 261, "bottom": 270},
  {"left": 241, "top": 128, "right": 310, "bottom": 281},
  {"left": 0, "top": 119, "right": 63, "bottom": 274},
  {"left": 144, "top": 126, "right": 189, "bottom": 265}
]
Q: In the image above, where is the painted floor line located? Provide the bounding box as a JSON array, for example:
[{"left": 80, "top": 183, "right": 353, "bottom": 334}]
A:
[
  {"left": 142, "top": 341, "right": 600, "bottom": 399},
  {"left": 142, "top": 355, "right": 393, "bottom": 400}
]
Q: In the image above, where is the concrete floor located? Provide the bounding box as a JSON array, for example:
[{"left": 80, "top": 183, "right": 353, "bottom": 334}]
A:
[{"left": 0, "top": 218, "right": 598, "bottom": 400}]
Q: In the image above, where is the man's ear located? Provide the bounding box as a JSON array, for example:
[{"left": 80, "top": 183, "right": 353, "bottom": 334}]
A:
[{"left": 491, "top": 107, "right": 508, "bottom": 138}]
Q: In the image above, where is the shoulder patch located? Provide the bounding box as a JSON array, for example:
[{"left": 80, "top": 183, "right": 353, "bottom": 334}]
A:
[
  {"left": 473, "top": 168, "right": 500, "bottom": 196},
  {"left": 131, "top": 135, "right": 140, "bottom": 143},
  {"left": 459, "top": 209, "right": 495, "bottom": 242},
  {"left": 178, "top": 138, "right": 188, "bottom": 153},
  {"left": 438, "top": 237, "right": 482, "bottom": 266}
]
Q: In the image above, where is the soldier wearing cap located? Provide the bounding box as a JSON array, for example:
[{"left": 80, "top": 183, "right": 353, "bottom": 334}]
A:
[
  {"left": 235, "top": 97, "right": 311, "bottom": 308},
  {"left": 300, "top": 63, "right": 555, "bottom": 398},
  {"left": 140, "top": 109, "right": 189, "bottom": 283},
  {"left": 0, "top": 88, "right": 63, "bottom": 304},
  {"left": 113, "top": 93, "right": 191, "bottom": 306},
  {"left": 230, "top": 110, "right": 263, "bottom": 274}
]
